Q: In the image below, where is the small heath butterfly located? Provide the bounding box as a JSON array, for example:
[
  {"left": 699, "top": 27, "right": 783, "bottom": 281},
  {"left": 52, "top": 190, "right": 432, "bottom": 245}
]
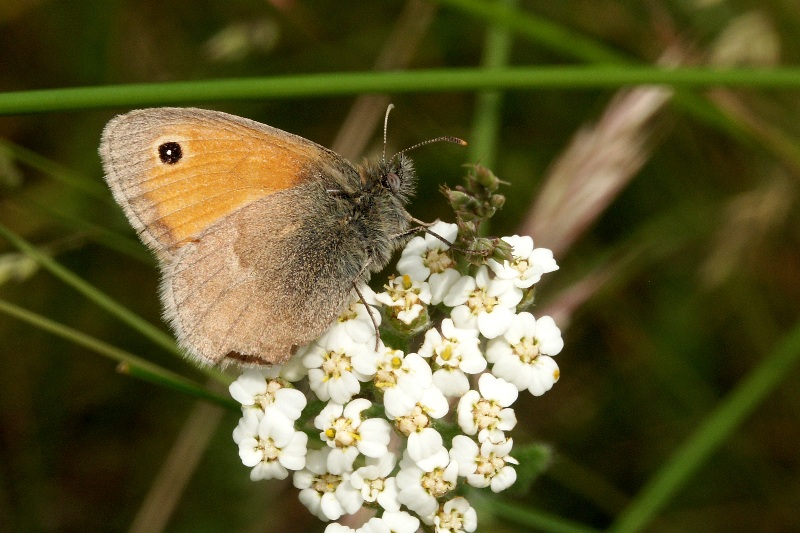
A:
[{"left": 99, "top": 106, "right": 462, "bottom": 367}]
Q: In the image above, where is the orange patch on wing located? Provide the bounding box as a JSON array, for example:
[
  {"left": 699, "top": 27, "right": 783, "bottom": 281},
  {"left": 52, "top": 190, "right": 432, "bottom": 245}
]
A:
[{"left": 136, "top": 122, "right": 315, "bottom": 247}]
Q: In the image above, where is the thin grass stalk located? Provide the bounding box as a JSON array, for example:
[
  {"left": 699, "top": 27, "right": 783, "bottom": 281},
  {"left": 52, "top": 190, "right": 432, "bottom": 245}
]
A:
[
  {"left": 608, "top": 319, "right": 800, "bottom": 532},
  {"left": 468, "top": 0, "right": 516, "bottom": 170},
  {"left": 0, "top": 299, "right": 236, "bottom": 409},
  {"left": 4, "top": 67, "right": 800, "bottom": 115},
  {"left": 433, "top": 0, "right": 800, "bottom": 170},
  {"left": 0, "top": 223, "right": 229, "bottom": 385}
]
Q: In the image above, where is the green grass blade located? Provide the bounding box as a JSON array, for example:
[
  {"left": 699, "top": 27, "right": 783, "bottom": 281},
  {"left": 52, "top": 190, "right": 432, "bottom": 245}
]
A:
[
  {"left": 0, "top": 139, "right": 110, "bottom": 202},
  {"left": 436, "top": 0, "right": 624, "bottom": 63},
  {"left": 434, "top": 0, "right": 800, "bottom": 171},
  {"left": 12, "top": 197, "right": 152, "bottom": 264},
  {"left": 608, "top": 319, "right": 800, "bottom": 532},
  {"left": 469, "top": 0, "right": 516, "bottom": 170},
  {"left": 4, "top": 67, "right": 800, "bottom": 115},
  {"left": 490, "top": 499, "right": 601, "bottom": 533},
  {"left": 0, "top": 222, "right": 179, "bottom": 354},
  {"left": 0, "top": 299, "right": 236, "bottom": 410},
  {"left": 0, "top": 223, "right": 232, "bottom": 385}
]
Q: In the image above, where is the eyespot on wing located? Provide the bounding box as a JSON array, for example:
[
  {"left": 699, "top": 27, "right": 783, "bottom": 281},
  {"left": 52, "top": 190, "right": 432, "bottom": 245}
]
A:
[{"left": 99, "top": 107, "right": 351, "bottom": 258}]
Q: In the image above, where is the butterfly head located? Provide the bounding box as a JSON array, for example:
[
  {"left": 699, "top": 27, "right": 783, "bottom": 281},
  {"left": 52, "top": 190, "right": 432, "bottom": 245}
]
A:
[{"left": 371, "top": 152, "right": 416, "bottom": 204}]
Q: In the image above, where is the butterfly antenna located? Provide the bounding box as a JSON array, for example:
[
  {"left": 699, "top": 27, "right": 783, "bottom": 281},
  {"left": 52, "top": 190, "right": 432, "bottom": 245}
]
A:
[
  {"left": 392, "top": 136, "right": 468, "bottom": 161},
  {"left": 382, "top": 103, "right": 395, "bottom": 164}
]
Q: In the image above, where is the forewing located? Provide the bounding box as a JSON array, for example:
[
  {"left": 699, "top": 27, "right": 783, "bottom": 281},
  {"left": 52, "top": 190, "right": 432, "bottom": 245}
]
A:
[{"left": 99, "top": 107, "right": 350, "bottom": 260}]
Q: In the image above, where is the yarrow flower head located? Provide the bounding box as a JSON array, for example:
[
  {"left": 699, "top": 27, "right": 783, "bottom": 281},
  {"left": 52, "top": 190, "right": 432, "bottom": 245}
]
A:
[
  {"left": 229, "top": 369, "right": 307, "bottom": 423},
  {"left": 349, "top": 453, "right": 401, "bottom": 512},
  {"left": 388, "top": 384, "right": 450, "bottom": 471},
  {"left": 419, "top": 318, "right": 486, "bottom": 397},
  {"left": 293, "top": 448, "right": 363, "bottom": 521},
  {"left": 397, "top": 221, "right": 461, "bottom": 304},
  {"left": 326, "top": 511, "right": 420, "bottom": 533},
  {"left": 375, "top": 273, "right": 432, "bottom": 328},
  {"left": 457, "top": 373, "right": 518, "bottom": 443},
  {"left": 450, "top": 435, "right": 518, "bottom": 492},
  {"left": 433, "top": 496, "right": 478, "bottom": 533},
  {"left": 487, "top": 234, "right": 558, "bottom": 288},
  {"left": 444, "top": 266, "right": 522, "bottom": 339},
  {"left": 314, "top": 398, "right": 392, "bottom": 474},
  {"left": 487, "top": 313, "right": 564, "bottom": 396},
  {"left": 302, "top": 332, "right": 380, "bottom": 404},
  {"left": 228, "top": 164, "right": 565, "bottom": 532},
  {"left": 396, "top": 449, "right": 459, "bottom": 517},
  {"left": 372, "top": 347, "right": 433, "bottom": 414},
  {"left": 233, "top": 409, "right": 308, "bottom": 481},
  {"left": 327, "top": 284, "right": 381, "bottom": 345}
]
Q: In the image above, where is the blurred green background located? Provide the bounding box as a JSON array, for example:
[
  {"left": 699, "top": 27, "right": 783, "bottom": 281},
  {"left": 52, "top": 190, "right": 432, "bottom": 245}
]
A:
[{"left": 1, "top": 1, "right": 799, "bottom": 532}]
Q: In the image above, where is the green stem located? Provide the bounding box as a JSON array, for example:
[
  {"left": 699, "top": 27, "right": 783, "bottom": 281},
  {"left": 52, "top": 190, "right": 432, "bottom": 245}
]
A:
[
  {"left": 0, "top": 139, "right": 110, "bottom": 201},
  {"left": 12, "top": 196, "right": 152, "bottom": 264},
  {"left": 436, "top": 0, "right": 624, "bottom": 63},
  {"left": 609, "top": 319, "right": 800, "bottom": 532},
  {"left": 4, "top": 67, "right": 800, "bottom": 115},
  {"left": 434, "top": 0, "right": 800, "bottom": 170},
  {"left": 490, "top": 499, "right": 600, "bottom": 533},
  {"left": 469, "top": 0, "right": 516, "bottom": 170},
  {"left": 0, "top": 299, "right": 236, "bottom": 410},
  {"left": 0, "top": 223, "right": 231, "bottom": 386},
  {"left": 0, "top": 222, "right": 179, "bottom": 355}
]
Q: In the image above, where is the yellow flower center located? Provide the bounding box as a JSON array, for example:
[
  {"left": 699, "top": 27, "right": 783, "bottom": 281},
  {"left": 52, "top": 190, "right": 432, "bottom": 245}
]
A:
[
  {"left": 437, "top": 507, "right": 465, "bottom": 531},
  {"left": 373, "top": 350, "right": 404, "bottom": 390},
  {"left": 425, "top": 248, "right": 456, "bottom": 273},
  {"left": 512, "top": 336, "right": 540, "bottom": 364},
  {"left": 321, "top": 349, "right": 352, "bottom": 381},
  {"left": 328, "top": 416, "right": 360, "bottom": 447},
  {"left": 384, "top": 275, "right": 424, "bottom": 317},
  {"left": 257, "top": 437, "right": 282, "bottom": 462},
  {"left": 473, "top": 398, "right": 502, "bottom": 431},
  {"left": 512, "top": 258, "right": 530, "bottom": 275},
  {"left": 467, "top": 288, "right": 497, "bottom": 315},
  {"left": 394, "top": 404, "right": 431, "bottom": 436},
  {"left": 365, "top": 477, "right": 386, "bottom": 501},
  {"left": 475, "top": 452, "right": 506, "bottom": 478},
  {"left": 421, "top": 467, "right": 454, "bottom": 498},
  {"left": 255, "top": 379, "right": 285, "bottom": 411},
  {"left": 439, "top": 343, "right": 453, "bottom": 362},
  {"left": 312, "top": 473, "right": 341, "bottom": 493},
  {"left": 337, "top": 301, "right": 359, "bottom": 322}
]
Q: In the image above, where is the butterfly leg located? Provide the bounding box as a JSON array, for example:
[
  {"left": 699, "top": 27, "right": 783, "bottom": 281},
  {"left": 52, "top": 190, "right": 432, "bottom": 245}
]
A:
[
  {"left": 393, "top": 216, "right": 450, "bottom": 244},
  {"left": 392, "top": 219, "right": 457, "bottom": 250},
  {"left": 351, "top": 280, "right": 382, "bottom": 352}
]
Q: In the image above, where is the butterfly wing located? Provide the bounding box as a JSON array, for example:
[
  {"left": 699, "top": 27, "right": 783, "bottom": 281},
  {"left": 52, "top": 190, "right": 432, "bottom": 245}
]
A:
[
  {"left": 100, "top": 107, "right": 353, "bottom": 261},
  {"left": 100, "top": 108, "right": 366, "bottom": 366},
  {"left": 162, "top": 185, "right": 366, "bottom": 366}
]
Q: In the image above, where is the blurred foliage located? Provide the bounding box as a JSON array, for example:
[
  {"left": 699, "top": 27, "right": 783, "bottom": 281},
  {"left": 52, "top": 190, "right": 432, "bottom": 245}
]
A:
[{"left": 1, "top": 1, "right": 800, "bottom": 532}]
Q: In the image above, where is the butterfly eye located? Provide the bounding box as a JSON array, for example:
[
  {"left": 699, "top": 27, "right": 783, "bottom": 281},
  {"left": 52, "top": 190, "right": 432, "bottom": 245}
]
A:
[
  {"left": 385, "top": 171, "right": 401, "bottom": 193},
  {"left": 158, "top": 142, "right": 183, "bottom": 164}
]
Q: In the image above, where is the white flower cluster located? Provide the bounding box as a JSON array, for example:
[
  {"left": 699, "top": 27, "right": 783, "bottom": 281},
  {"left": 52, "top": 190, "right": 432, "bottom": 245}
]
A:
[{"left": 229, "top": 222, "right": 563, "bottom": 533}]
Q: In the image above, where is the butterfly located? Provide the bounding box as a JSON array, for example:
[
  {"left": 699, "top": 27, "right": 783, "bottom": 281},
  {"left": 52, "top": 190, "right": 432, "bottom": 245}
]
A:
[{"left": 100, "top": 106, "right": 463, "bottom": 367}]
